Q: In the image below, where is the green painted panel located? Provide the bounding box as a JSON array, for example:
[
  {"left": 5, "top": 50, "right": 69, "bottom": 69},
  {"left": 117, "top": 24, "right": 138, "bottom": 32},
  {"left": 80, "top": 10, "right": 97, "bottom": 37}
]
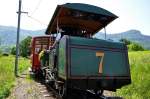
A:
[
  {"left": 71, "top": 48, "right": 99, "bottom": 76},
  {"left": 70, "top": 36, "right": 125, "bottom": 49},
  {"left": 69, "top": 36, "right": 129, "bottom": 77},
  {"left": 57, "top": 35, "right": 129, "bottom": 78},
  {"left": 103, "top": 52, "right": 128, "bottom": 76},
  {"left": 49, "top": 51, "right": 54, "bottom": 68},
  {"left": 58, "top": 37, "right": 66, "bottom": 79},
  {"left": 70, "top": 48, "right": 128, "bottom": 76},
  {"left": 63, "top": 3, "right": 117, "bottom": 18}
]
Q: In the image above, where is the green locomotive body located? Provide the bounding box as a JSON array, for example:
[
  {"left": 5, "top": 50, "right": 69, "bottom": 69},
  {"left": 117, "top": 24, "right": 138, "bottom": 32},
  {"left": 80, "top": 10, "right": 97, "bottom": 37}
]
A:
[
  {"left": 57, "top": 35, "right": 130, "bottom": 91},
  {"left": 39, "top": 3, "right": 131, "bottom": 98}
]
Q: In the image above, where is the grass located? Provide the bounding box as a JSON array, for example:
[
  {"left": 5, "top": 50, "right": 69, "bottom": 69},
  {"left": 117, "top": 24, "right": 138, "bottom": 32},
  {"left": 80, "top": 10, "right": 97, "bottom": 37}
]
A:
[
  {"left": 115, "top": 51, "right": 150, "bottom": 99},
  {"left": 0, "top": 55, "right": 30, "bottom": 99}
]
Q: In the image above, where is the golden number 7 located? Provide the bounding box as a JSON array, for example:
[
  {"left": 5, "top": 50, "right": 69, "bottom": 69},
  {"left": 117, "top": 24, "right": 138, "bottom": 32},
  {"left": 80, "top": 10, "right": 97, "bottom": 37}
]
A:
[{"left": 96, "top": 51, "right": 105, "bottom": 73}]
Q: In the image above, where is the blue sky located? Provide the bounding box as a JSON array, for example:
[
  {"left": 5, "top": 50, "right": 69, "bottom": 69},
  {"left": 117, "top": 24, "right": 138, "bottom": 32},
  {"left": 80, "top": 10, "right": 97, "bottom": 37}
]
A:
[{"left": 0, "top": 0, "right": 149, "bottom": 35}]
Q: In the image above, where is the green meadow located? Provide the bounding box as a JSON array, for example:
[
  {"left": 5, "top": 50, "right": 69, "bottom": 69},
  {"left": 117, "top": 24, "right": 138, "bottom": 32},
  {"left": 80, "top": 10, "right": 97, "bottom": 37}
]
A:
[
  {"left": 0, "top": 55, "right": 30, "bottom": 99},
  {"left": 115, "top": 51, "right": 150, "bottom": 99}
]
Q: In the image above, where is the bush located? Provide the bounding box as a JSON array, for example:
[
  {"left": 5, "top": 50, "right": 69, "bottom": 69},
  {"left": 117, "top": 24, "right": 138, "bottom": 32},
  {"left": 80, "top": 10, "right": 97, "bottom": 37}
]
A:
[
  {"left": 11, "top": 46, "right": 16, "bottom": 55},
  {"left": 119, "top": 38, "right": 145, "bottom": 51},
  {"left": 2, "top": 53, "right": 9, "bottom": 56},
  {"left": 128, "top": 43, "right": 144, "bottom": 51},
  {"left": 119, "top": 38, "right": 131, "bottom": 45}
]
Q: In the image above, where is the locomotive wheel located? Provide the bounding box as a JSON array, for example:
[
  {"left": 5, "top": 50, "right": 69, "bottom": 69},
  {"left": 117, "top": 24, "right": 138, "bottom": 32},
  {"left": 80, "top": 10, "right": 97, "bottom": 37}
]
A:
[
  {"left": 58, "top": 85, "right": 66, "bottom": 98},
  {"left": 94, "top": 89, "right": 103, "bottom": 96}
]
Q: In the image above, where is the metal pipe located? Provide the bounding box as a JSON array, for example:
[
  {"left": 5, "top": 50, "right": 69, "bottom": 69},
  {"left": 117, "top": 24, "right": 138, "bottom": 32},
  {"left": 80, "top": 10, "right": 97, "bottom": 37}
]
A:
[{"left": 104, "top": 27, "right": 106, "bottom": 40}]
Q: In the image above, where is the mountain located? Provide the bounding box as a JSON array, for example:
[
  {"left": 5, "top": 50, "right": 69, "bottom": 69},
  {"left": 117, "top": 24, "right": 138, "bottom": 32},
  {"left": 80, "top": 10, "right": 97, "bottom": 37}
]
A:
[
  {"left": 0, "top": 26, "right": 150, "bottom": 49},
  {"left": 0, "top": 25, "right": 45, "bottom": 46},
  {"left": 94, "top": 30, "right": 150, "bottom": 49}
]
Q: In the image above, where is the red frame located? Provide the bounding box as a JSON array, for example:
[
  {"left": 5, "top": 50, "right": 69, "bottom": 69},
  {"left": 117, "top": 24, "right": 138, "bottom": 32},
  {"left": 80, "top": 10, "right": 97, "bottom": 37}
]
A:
[{"left": 30, "top": 36, "right": 54, "bottom": 73}]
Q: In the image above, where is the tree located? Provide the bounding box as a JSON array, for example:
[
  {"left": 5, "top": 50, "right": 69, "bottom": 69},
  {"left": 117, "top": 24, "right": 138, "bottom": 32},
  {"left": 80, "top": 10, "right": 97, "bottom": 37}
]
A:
[
  {"left": 119, "top": 38, "right": 145, "bottom": 51},
  {"left": 11, "top": 36, "right": 32, "bottom": 57},
  {"left": 19, "top": 36, "right": 32, "bottom": 57},
  {"left": 128, "top": 43, "right": 144, "bottom": 51},
  {"left": 119, "top": 38, "right": 131, "bottom": 45}
]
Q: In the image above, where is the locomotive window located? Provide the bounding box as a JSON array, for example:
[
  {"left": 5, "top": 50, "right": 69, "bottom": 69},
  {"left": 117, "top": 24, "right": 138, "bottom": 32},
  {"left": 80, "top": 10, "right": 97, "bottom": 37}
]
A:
[{"left": 35, "top": 48, "right": 40, "bottom": 54}]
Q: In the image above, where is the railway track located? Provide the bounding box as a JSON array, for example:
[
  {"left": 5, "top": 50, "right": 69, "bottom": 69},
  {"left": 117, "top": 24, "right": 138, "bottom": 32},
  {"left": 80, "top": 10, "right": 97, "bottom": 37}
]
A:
[{"left": 35, "top": 77, "right": 123, "bottom": 99}]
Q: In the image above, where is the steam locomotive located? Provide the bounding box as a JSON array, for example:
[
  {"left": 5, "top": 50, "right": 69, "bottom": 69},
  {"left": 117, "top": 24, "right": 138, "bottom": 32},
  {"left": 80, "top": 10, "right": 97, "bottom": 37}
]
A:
[{"left": 30, "top": 3, "right": 131, "bottom": 98}]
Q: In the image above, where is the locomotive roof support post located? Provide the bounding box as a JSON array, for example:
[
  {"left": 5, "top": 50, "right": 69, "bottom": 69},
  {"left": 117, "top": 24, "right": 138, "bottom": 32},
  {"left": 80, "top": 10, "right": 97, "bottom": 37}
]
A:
[
  {"left": 104, "top": 27, "right": 106, "bottom": 40},
  {"left": 15, "top": 0, "right": 28, "bottom": 77}
]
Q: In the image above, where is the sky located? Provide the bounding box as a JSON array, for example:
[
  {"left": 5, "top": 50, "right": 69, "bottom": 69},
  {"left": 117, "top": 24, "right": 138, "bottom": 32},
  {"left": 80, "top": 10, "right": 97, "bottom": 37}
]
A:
[{"left": 0, "top": 0, "right": 150, "bottom": 35}]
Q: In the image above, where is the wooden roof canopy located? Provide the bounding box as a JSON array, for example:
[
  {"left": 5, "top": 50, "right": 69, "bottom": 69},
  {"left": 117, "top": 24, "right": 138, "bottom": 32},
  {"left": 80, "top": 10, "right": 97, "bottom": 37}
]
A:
[{"left": 45, "top": 3, "right": 118, "bottom": 36}]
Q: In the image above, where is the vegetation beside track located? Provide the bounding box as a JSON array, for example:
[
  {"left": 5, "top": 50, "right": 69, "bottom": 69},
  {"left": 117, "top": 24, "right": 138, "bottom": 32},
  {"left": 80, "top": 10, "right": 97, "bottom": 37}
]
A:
[
  {"left": 0, "top": 55, "right": 30, "bottom": 99},
  {"left": 115, "top": 51, "right": 150, "bottom": 99}
]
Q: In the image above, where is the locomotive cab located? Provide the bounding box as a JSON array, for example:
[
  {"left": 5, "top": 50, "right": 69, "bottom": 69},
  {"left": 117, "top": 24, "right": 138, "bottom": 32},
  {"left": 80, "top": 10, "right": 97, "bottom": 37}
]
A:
[{"left": 44, "top": 3, "right": 131, "bottom": 98}]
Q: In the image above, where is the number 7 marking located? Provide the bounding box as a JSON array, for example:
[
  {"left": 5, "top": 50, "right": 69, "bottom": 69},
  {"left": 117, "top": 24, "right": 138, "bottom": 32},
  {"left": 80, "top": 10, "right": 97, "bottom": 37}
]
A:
[{"left": 96, "top": 51, "right": 105, "bottom": 73}]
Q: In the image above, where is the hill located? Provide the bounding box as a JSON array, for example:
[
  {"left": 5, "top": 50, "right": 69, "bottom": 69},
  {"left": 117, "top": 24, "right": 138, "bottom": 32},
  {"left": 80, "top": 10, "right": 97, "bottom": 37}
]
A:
[
  {"left": 0, "top": 25, "right": 150, "bottom": 49},
  {"left": 0, "top": 25, "right": 45, "bottom": 46},
  {"left": 95, "top": 30, "right": 150, "bottom": 49}
]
